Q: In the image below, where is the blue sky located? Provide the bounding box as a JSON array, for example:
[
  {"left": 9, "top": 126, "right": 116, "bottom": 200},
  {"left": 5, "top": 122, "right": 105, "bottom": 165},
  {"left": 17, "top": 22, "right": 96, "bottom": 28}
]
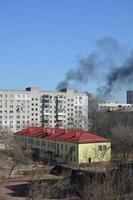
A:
[{"left": 0, "top": 0, "right": 133, "bottom": 101}]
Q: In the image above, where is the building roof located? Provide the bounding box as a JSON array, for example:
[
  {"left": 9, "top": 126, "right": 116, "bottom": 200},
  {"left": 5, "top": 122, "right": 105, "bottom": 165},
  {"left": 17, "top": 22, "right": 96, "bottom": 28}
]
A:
[{"left": 15, "top": 127, "right": 109, "bottom": 144}]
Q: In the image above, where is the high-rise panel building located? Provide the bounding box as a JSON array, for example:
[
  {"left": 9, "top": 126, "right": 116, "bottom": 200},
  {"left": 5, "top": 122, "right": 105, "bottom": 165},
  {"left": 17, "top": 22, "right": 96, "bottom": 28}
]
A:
[
  {"left": 0, "top": 87, "right": 90, "bottom": 133},
  {"left": 127, "top": 90, "right": 133, "bottom": 104}
]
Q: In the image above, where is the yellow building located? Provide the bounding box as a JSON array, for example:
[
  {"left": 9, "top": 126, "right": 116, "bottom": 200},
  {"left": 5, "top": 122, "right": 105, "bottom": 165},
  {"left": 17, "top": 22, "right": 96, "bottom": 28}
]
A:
[{"left": 15, "top": 127, "right": 111, "bottom": 164}]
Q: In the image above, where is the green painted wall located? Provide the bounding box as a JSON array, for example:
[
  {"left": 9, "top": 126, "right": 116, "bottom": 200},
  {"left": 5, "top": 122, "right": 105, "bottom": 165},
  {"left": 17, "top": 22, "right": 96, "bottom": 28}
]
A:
[{"left": 15, "top": 135, "right": 78, "bottom": 164}]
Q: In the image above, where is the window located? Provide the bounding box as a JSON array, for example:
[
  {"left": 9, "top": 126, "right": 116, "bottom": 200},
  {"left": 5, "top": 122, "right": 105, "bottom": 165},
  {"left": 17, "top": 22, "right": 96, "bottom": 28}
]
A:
[
  {"left": 36, "top": 140, "right": 40, "bottom": 145},
  {"left": 61, "top": 144, "right": 63, "bottom": 150},
  {"left": 74, "top": 157, "right": 76, "bottom": 162},
  {"left": 98, "top": 145, "right": 107, "bottom": 151},
  {"left": 98, "top": 145, "right": 102, "bottom": 151},
  {"left": 9, "top": 111, "right": 13, "bottom": 113},
  {"left": 72, "top": 146, "right": 75, "bottom": 151},
  {"left": 16, "top": 115, "right": 20, "bottom": 119},
  {"left": 103, "top": 145, "right": 107, "bottom": 151},
  {"left": 9, "top": 116, "right": 13, "bottom": 119},
  {"left": 41, "top": 141, "right": 45, "bottom": 146}
]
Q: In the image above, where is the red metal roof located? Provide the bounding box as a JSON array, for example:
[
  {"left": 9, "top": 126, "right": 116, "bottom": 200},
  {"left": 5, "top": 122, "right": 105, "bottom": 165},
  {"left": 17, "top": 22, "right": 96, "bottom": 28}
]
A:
[{"left": 15, "top": 127, "right": 109, "bottom": 144}]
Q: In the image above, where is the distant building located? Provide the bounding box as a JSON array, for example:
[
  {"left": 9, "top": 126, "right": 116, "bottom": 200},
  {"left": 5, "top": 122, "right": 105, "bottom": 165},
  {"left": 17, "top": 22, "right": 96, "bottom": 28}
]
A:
[
  {"left": 127, "top": 90, "right": 133, "bottom": 104},
  {"left": 0, "top": 87, "right": 90, "bottom": 133},
  {"left": 15, "top": 127, "right": 111, "bottom": 164},
  {"left": 98, "top": 102, "right": 133, "bottom": 112},
  {"left": 0, "top": 140, "right": 8, "bottom": 150}
]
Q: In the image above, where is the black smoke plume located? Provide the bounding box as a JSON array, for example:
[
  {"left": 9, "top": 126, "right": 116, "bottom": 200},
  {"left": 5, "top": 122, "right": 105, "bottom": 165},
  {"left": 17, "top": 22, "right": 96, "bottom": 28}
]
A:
[
  {"left": 56, "top": 53, "right": 98, "bottom": 90},
  {"left": 56, "top": 36, "right": 133, "bottom": 100},
  {"left": 100, "top": 54, "right": 133, "bottom": 97}
]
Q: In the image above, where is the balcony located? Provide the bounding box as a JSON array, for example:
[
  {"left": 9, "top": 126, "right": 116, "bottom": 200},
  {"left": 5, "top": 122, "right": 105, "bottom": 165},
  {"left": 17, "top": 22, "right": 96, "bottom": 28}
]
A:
[
  {"left": 44, "top": 110, "right": 50, "bottom": 115},
  {"left": 58, "top": 116, "right": 63, "bottom": 120}
]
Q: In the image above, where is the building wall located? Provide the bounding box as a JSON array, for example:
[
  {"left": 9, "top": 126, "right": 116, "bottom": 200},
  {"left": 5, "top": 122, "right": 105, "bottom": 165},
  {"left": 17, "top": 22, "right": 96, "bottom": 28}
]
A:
[
  {"left": 127, "top": 90, "right": 133, "bottom": 104},
  {"left": 78, "top": 142, "right": 111, "bottom": 163},
  {"left": 15, "top": 135, "right": 78, "bottom": 164},
  {"left": 98, "top": 103, "right": 133, "bottom": 112},
  {"left": 15, "top": 135, "right": 111, "bottom": 164},
  {"left": 0, "top": 90, "right": 32, "bottom": 133},
  {"left": 40, "top": 88, "right": 89, "bottom": 130},
  {"left": 0, "top": 87, "right": 90, "bottom": 133}
]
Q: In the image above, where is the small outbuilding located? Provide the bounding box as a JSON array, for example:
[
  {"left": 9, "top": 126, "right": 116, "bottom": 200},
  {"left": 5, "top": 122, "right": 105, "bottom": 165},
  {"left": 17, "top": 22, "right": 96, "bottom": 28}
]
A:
[{"left": 15, "top": 127, "right": 111, "bottom": 164}]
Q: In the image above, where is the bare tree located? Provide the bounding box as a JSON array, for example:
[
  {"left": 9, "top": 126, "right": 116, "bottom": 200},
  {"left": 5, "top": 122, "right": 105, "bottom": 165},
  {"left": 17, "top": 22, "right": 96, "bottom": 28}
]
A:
[
  {"left": 77, "top": 164, "right": 133, "bottom": 200},
  {"left": 91, "top": 111, "right": 133, "bottom": 138},
  {"left": 27, "top": 171, "right": 71, "bottom": 200},
  {"left": 112, "top": 123, "right": 133, "bottom": 161}
]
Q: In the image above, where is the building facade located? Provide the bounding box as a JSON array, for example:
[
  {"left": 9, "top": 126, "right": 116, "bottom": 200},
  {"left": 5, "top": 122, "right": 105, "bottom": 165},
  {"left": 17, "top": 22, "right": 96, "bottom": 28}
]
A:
[
  {"left": 0, "top": 87, "right": 90, "bottom": 133},
  {"left": 127, "top": 90, "right": 133, "bottom": 104},
  {"left": 98, "top": 102, "right": 133, "bottom": 112},
  {"left": 15, "top": 127, "right": 111, "bottom": 164}
]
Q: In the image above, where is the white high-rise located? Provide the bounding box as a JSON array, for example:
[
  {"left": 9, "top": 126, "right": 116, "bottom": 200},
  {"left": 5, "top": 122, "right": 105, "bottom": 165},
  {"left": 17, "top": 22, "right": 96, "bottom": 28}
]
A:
[{"left": 0, "top": 87, "right": 90, "bottom": 133}]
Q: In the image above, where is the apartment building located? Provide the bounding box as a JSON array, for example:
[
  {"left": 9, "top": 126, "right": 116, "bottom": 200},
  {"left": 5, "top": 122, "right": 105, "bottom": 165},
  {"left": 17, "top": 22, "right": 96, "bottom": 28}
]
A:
[
  {"left": 0, "top": 87, "right": 41, "bottom": 133},
  {"left": 127, "top": 90, "right": 133, "bottom": 104},
  {"left": 42, "top": 88, "right": 89, "bottom": 130},
  {"left": 15, "top": 127, "right": 111, "bottom": 164},
  {"left": 0, "top": 87, "right": 90, "bottom": 133}
]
